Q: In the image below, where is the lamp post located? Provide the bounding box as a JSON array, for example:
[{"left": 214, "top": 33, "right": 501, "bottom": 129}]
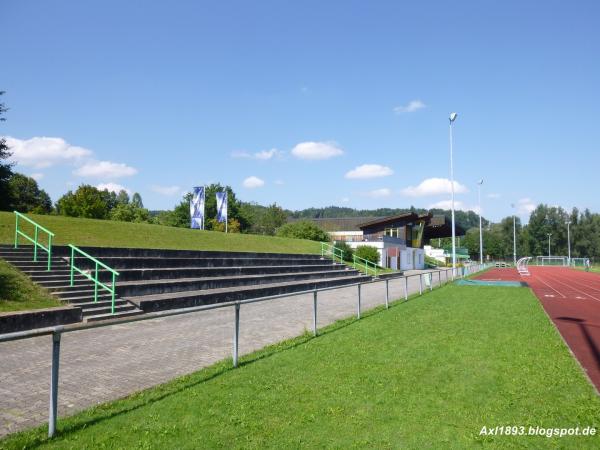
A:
[
  {"left": 449, "top": 112, "right": 458, "bottom": 276},
  {"left": 566, "top": 221, "right": 571, "bottom": 265},
  {"left": 477, "top": 179, "right": 484, "bottom": 264},
  {"left": 511, "top": 203, "right": 517, "bottom": 265},
  {"left": 547, "top": 233, "right": 552, "bottom": 257}
]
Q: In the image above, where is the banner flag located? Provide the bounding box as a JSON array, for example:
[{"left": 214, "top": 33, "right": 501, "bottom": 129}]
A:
[
  {"left": 190, "top": 186, "right": 205, "bottom": 229},
  {"left": 216, "top": 191, "right": 228, "bottom": 224}
]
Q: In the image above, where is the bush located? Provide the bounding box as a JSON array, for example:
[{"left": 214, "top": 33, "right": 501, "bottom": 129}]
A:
[
  {"left": 334, "top": 241, "right": 354, "bottom": 262},
  {"left": 355, "top": 245, "right": 380, "bottom": 265},
  {"left": 276, "top": 221, "right": 330, "bottom": 242},
  {"left": 207, "top": 218, "right": 241, "bottom": 233}
]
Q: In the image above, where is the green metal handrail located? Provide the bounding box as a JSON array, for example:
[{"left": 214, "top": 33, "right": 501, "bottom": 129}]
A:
[
  {"left": 69, "top": 244, "right": 120, "bottom": 314},
  {"left": 14, "top": 211, "right": 55, "bottom": 271},
  {"left": 353, "top": 254, "right": 379, "bottom": 277},
  {"left": 321, "top": 242, "right": 344, "bottom": 263}
]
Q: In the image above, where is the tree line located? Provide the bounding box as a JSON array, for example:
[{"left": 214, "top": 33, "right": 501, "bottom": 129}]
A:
[{"left": 450, "top": 205, "right": 600, "bottom": 261}]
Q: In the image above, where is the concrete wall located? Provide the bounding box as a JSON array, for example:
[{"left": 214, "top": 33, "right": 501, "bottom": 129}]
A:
[{"left": 0, "top": 306, "right": 82, "bottom": 334}]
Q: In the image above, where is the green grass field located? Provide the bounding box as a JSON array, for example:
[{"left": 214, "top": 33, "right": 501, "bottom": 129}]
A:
[
  {"left": 2, "top": 284, "right": 599, "bottom": 449},
  {"left": 0, "top": 259, "right": 61, "bottom": 312},
  {"left": 0, "top": 211, "right": 321, "bottom": 255}
]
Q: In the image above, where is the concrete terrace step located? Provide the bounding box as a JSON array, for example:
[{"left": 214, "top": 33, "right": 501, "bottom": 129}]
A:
[
  {"left": 52, "top": 291, "right": 114, "bottom": 303},
  {"left": 84, "top": 309, "right": 145, "bottom": 322},
  {"left": 44, "top": 244, "right": 325, "bottom": 260},
  {"left": 114, "top": 269, "right": 360, "bottom": 297},
  {"left": 67, "top": 256, "right": 332, "bottom": 270},
  {"left": 81, "top": 303, "right": 139, "bottom": 317},
  {"left": 89, "top": 263, "right": 346, "bottom": 282},
  {"left": 129, "top": 274, "right": 371, "bottom": 312}
]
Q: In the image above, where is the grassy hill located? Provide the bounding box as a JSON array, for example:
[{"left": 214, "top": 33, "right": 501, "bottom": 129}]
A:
[{"left": 0, "top": 212, "right": 321, "bottom": 254}]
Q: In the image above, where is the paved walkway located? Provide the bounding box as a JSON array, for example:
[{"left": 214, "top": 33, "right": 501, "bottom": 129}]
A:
[{"left": 0, "top": 271, "right": 451, "bottom": 437}]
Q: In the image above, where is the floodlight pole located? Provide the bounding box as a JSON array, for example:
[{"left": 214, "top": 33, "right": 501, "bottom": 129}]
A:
[
  {"left": 548, "top": 233, "right": 552, "bottom": 257},
  {"left": 511, "top": 203, "right": 517, "bottom": 265},
  {"left": 477, "top": 179, "right": 484, "bottom": 264},
  {"left": 449, "top": 113, "right": 458, "bottom": 276},
  {"left": 566, "top": 221, "right": 571, "bottom": 264}
]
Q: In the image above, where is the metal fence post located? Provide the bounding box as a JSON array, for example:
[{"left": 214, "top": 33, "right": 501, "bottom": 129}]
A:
[
  {"left": 233, "top": 303, "right": 240, "bottom": 368},
  {"left": 419, "top": 274, "right": 423, "bottom": 295},
  {"left": 312, "top": 290, "right": 318, "bottom": 336},
  {"left": 429, "top": 273, "right": 433, "bottom": 291},
  {"left": 438, "top": 271, "right": 441, "bottom": 288},
  {"left": 48, "top": 330, "right": 61, "bottom": 438},
  {"left": 385, "top": 279, "right": 389, "bottom": 309},
  {"left": 357, "top": 284, "right": 361, "bottom": 319},
  {"left": 404, "top": 277, "right": 408, "bottom": 300}
]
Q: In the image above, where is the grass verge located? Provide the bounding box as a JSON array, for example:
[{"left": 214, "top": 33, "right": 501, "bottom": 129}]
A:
[
  {"left": 1, "top": 284, "right": 599, "bottom": 449},
  {"left": 0, "top": 259, "right": 61, "bottom": 312},
  {"left": 0, "top": 211, "right": 321, "bottom": 255}
]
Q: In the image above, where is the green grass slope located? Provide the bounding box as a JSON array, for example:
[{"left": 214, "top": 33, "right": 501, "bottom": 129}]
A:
[
  {"left": 0, "top": 259, "right": 61, "bottom": 312},
  {"left": 3, "top": 285, "right": 599, "bottom": 448},
  {"left": 0, "top": 211, "right": 321, "bottom": 254}
]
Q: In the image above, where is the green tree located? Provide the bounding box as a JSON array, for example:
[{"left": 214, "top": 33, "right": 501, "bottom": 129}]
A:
[
  {"left": 333, "top": 240, "right": 354, "bottom": 262},
  {"left": 254, "top": 203, "right": 287, "bottom": 235},
  {"left": 0, "top": 91, "right": 14, "bottom": 211},
  {"left": 56, "top": 185, "right": 110, "bottom": 219},
  {"left": 110, "top": 202, "right": 150, "bottom": 223},
  {"left": 131, "top": 192, "right": 144, "bottom": 208},
  {"left": 276, "top": 220, "right": 330, "bottom": 242},
  {"left": 116, "top": 190, "right": 130, "bottom": 205},
  {"left": 8, "top": 173, "right": 52, "bottom": 214},
  {"left": 355, "top": 245, "right": 380, "bottom": 265}
]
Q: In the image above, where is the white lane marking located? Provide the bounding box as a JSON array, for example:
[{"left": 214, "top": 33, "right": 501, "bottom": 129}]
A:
[
  {"left": 540, "top": 273, "right": 600, "bottom": 303},
  {"left": 534, "top": 274, "right": 567, "bottom": 298}
]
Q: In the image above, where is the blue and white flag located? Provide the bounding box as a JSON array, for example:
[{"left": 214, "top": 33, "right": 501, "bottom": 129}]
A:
[
  {"left": 190, "top": 186, "right": 205, "bottom": 229},
  {"left": 216, "top": 191, "right": 228, "bottom": 224}
]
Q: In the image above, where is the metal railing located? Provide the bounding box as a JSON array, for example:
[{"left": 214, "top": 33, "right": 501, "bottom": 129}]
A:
[
  {"left": 321, "top": 242, "right": 344, "bottom": 263},
  {"left": 0, "top": 262, "right": 490, "bottom": 438},
  {"left": 353, "top": 254, "right": 378, "bottom": 277},
  {"left": 13, "top": 211, "right": 55, "bottom": 271},
  {"left": 69, "top": 244, "right": 120, "bottom": 314}
]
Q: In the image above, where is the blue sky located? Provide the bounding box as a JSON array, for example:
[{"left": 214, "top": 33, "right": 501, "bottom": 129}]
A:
[{"left": 2, "top": 0, "right": 599, "bottom": 222}]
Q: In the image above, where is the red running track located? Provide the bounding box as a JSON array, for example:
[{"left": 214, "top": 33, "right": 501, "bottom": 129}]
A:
[{"left": 475, "top": 267, "right": 600, "bottom": 391}]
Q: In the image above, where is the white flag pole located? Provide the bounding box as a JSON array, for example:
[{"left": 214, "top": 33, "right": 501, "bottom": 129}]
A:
[
  {"left": 225, "top": 192, "right": 228, "bottom": 233},
  {"left": 202, "top": 186, "right": 205, "bottom": 230}
]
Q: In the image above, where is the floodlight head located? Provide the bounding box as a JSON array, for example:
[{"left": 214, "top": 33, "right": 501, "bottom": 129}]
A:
[
  {"left": 449, "top": 112, "right": 458, "bottom": 122},
  {"left": 477, "top": 179, "right": 484, "bottom": 185}
]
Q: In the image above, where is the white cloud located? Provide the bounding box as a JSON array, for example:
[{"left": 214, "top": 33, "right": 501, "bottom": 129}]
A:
[
  {"left": 345, "top": 164, "right": 394, "bottom": 179},
  {"left": 341, "top": 197, "right": 350, "bottom": 203},
  {"left": 74, "top": 160, "right": 138, "bottom": 178},
  {"left": 274, "top": 179, "right": 284, "bottom": 185},
  {"left": 291, "top": 141, "right": 344, "bottom": 160},
  {"left": 487, "top": 193, "right": 501, "bottom": 199},
  {"left": 151, "top": 185, "right": 181, "bottom": 196},
  {"left": 231, "top": 149, "right": 282, "bottom": 160},
  {"left": 393, "top": 100, "right": 426, "bottom": 114},
  {"left": 242, "top": 176, "right": 265, "bottom": 188},
  {"left": 255, "top": 149, "right": 281, "bottom": 160},
  {"left": 516, "top": 198, "right": 536, "bottom": 215},
  {"left": 365, "top": 188, "right": 392, "bottom": 198},
  {"left": 30, "top": 173, "right": 44, "bottom": 181},
  {"left": 96, "top": 182, "right": 131, "bottom": 194},
  {"left": 401, "top": 178, "right": 468, "bottom": 197},
  {"left": 5, "top": 136, "right": 92, "bottom": 169}
]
